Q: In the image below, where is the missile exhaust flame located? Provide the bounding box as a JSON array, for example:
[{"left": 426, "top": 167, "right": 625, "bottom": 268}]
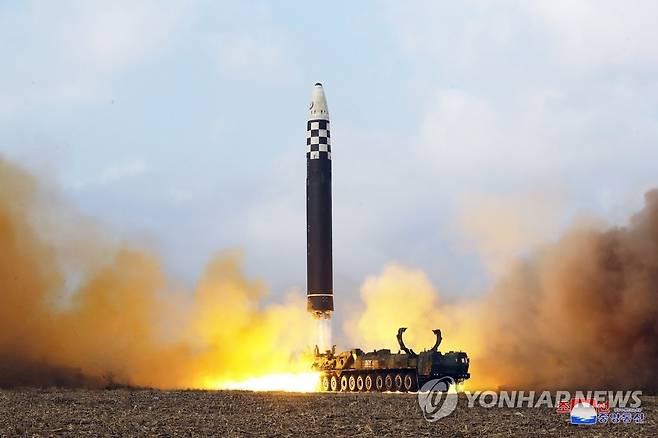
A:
[
  {"left": 205, "top": 372, "right": 320, "bottom": 392},
  {"left": 314, "top": 316, "right": 332, "bottom": 353}
]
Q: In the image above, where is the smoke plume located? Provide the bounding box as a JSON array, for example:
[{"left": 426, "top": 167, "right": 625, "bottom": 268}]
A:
[
  {"left": 2, "top": 156, "right": 657, "bottom": 391},
  {"left": 0, "top": 158, "right": 314, "bottom": 389},
  {"left": 480, "top": 189, "right": 658, "bottom": 391},
  {"left": 346, "top": 191, "right": 658, "bottom": 391}
]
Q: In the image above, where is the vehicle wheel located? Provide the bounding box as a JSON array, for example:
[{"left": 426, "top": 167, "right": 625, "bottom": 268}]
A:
[
  {"left": 348, "top": 375, "right": 356, "bottom": 391},
  {"left": 340, "top": 375, "right": 348, "bottom": 392},
  {"left": 356, "top": 375, "right": 364, "bottom": 391},
  {"left": 330, "top": 375, "right": 338, "bottom": 392},
  {"left": 321, "top": 375, "right": 330, "bottom": 392},
  {"left": 403, "top": 374, "right": 417, "bottom": 392},
  {"left": 375, "top": 375, "right": 384, "bottom": 392},
  {"left": 394, "top": 374, "right": 403, "bottom": 392},
  {"left": 365, "top": 374, "right": 373, "bottom": 391},
  {"left": 384, "top": 374, "right": 394, "bottom": 391}
]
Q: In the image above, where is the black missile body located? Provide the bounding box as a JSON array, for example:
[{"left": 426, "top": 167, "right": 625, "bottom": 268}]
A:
[{"left": 306, "top": 83, "right": 333, "bottom": 318}]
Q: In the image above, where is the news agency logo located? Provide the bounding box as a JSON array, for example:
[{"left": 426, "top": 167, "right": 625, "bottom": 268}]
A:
[
  {"left": 570, "top": 400, "right": 598, "bottom": 425},
  {"left": 417, "top": 386, "right": 645, "bottom": 425},
  {"left": 560, "top": 397, "right": 610, "bottom": 425},
  {"left": 417, "top": 376, "right": 458, "bottom": 422},
  {"left": 556, "top": 395, "right": 645, "bottom": 425}
]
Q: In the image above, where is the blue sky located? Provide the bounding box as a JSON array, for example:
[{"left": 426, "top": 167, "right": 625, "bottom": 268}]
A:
[{"left": 2, "top": 1, "right": 657, "bottom": 303}]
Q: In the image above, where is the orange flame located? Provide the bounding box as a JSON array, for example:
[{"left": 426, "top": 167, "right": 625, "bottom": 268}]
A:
[{"left": 203, "top": 372, "right": 320, "bottom": 392}]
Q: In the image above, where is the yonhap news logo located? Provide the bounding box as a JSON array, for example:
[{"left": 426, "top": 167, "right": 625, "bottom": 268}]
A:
[
  {"left": 417, "top": 384, "right": 644, "bottom": 425},
  {"left": 417, "top": 377, "right": 459, "bottom": 422}
]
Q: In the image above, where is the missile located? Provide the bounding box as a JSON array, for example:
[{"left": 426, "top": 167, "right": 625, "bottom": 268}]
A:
[{"left": 306, "top": 83, "right": 333, "bottom": 319}]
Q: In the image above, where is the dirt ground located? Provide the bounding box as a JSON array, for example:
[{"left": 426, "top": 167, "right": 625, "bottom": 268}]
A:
[{"left": 0, "top": 389, "right": 654, "bottom": 437}]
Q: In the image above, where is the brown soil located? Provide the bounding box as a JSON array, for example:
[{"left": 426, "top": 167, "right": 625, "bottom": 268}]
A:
[{"left": 0, "top": 389, "right": 654, "bottom": 437}]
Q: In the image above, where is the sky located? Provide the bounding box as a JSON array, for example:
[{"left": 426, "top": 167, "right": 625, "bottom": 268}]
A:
[{"left": 1, "top": 0, "right": 658, "bottom": 305}]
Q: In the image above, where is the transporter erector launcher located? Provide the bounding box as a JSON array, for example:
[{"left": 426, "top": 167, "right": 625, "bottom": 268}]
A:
[{"left": 306, "top": 83, "right": 334, "bottom": 319}]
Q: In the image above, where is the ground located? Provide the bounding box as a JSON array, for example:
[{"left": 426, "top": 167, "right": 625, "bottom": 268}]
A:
[{"left": 0, "top": 389, "right": 655, "bottom": 437}]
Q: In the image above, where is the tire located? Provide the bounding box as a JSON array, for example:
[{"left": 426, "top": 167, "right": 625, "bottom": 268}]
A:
[
  {"left": 365, "top": 374, "right": 373, "bottom": 391},
  {"left": 330, "top": 375, "right": 338, "bottom": 392},
  {"left": 321, "top": 375, "right": 330, "bottom": 392},
  {"left": 403, "top": 374, "right": 417, "bottom": 392},
  {"left": 348, "top": 375, "right": 356, "bottom": 392},
  {"left": 340, "top": 375, "right": 348, "bottom": 392},
  {"left": 384, "top": 374, "right": 394, "bottom": 392},
  {"left": 394, "top": 374, "right": 403, "bottom": 392},
  {"left": 375, "top": 375, "right": 384, "bottom": 392},
  {"left": 356, "top": 375, "right": 364, "bottom": 392}
]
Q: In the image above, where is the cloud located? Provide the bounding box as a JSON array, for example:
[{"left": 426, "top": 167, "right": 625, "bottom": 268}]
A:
[
  {"left": 455, "top": 189, "right": 568, "bottom": 274},
  {"left": 389, "top": 1, "right": 658, "bottom": 74},
  {"left": 0, "top": 0, "right": 191, "bottom": 118},
  {"left": 398, "top": 9, "right": 658, "bottom": 213},
  {"left": 213, "top": 31, "right": 298, "bottom": 82},
  {"left": 66, "top": 159, "right": 151, "bottom": 190},
  {"left": 98, "top": 160, "right": 150, "bottom": 185},
  {"left": 381, "top": 2, "right": 658, "bottom": 294},
  {"left": 416, "top": 89, "right": 562, "bottom": 179},
  {"left": 529, "top": 1, "right": 658, "bottom": 71}
]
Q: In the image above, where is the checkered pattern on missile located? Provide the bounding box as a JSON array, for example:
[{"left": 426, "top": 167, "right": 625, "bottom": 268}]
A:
[{"left": 307, "top": 119, "right": 331, "bottom": 160}]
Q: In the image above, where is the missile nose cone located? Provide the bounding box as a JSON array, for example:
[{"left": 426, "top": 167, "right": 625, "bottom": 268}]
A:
[{"left": 309, "top": 83, "right": 329, "bottom": 120}]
